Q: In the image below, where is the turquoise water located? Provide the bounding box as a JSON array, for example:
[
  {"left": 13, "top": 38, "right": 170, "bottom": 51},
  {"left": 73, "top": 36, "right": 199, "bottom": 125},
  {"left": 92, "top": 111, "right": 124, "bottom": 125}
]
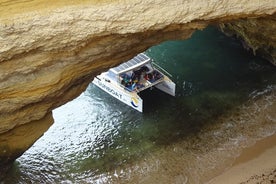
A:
[{"left": 2, "top": 27, "right": 276, "bottom": 183}]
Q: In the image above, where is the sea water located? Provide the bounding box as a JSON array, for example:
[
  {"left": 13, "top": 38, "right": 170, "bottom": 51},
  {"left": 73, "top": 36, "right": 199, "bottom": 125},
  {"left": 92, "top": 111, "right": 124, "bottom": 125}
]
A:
[{"left": 2, "top": 26, "right": 276, "bottom": 184}]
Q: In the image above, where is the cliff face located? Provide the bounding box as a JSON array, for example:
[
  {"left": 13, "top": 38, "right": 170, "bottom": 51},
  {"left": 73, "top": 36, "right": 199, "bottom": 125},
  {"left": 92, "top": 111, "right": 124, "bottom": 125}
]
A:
[
  {"left": 220, "top": 14, "right": 276, "bottom": 65},
  {"left": 0, "top": 0, "right": 275, "bottom": 171}
]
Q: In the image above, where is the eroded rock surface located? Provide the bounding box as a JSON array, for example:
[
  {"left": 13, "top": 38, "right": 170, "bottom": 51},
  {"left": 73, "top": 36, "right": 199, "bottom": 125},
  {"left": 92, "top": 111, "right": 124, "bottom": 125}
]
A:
[
  {"left": 0, "top": 0, "right": 275, "bottom": 171},
  {"left": 220, "top": 14, "right": 276, "bottom": 65}
]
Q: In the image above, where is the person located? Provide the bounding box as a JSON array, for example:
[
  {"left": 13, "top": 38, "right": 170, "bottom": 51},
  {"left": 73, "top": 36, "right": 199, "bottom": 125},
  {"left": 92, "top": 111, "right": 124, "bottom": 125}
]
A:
[
  {"left": 130, "top": 82, "right": 137, "bottom": 91},
  {"left": 140, "top": 71, "right": 146, "bottom": 81},
  {"left": 144, "top": 73, "right": 149, "bottom": 80},
  {"left": 132, "top": 73, "right": 139, "bottom": 83}
]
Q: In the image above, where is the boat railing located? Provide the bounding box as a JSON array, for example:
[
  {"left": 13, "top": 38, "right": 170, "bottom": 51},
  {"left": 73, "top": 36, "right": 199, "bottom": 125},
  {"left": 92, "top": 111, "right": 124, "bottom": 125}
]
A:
[
  {"left": 118, "top": 62, "right": 169, "bottom": 93},
  {"left": 152, "top": 62, "right": 172, "bottom": 78},
  {"left": 136, "top": 77, "right": 164, "bottom": 92},
  {"left": 121, "top": 76, "right": 164, "bottom": 93}
]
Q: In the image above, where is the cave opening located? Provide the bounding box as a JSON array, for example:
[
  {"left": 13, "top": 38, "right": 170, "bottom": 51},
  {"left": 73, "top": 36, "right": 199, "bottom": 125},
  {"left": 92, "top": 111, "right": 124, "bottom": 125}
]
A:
[{"left": 3, "top": 25, "right": 276, "bottom": 183}]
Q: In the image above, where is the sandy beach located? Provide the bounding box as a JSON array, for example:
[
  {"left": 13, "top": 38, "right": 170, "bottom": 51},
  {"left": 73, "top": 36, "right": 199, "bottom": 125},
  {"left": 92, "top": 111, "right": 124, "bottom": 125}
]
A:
[{"left": 208, "top": 134, "right": 276, "bottom": 184}]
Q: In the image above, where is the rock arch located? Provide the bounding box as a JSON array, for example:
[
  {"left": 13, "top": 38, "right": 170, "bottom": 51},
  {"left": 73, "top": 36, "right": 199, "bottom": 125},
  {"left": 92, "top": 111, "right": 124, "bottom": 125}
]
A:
[{"left": 0, "top": 0, "right": 275, "bottom": 172}]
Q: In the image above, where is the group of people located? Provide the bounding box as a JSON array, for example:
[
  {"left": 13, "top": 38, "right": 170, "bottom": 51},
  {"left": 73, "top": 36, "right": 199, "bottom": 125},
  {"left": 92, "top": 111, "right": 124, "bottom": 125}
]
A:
[{"left": 120, "top": 66, "right": 163, "bottom": 91}]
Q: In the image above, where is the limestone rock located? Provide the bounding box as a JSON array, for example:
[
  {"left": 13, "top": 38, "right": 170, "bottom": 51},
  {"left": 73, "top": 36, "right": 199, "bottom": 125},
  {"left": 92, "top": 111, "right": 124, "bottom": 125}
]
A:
[
  {"left": 219, "top": 14, "right": 276, "bottom": 65},
  {"left": 0, "top": 112, "right": 53, "bottom": 177}
]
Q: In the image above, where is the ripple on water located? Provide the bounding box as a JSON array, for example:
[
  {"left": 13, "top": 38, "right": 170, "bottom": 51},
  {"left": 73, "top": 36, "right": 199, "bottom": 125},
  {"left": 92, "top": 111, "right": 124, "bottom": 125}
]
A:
[{"left": 100, "top": 89, "right": 275, "bottom": 184}]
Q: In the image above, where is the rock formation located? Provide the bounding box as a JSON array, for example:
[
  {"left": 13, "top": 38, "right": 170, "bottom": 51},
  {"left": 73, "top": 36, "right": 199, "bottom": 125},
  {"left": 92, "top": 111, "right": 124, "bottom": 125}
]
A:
[
  {"left": 220, "top": 14, "right": 276, "bottom": 66},
  {"left": 0, "top": 0, "right": 275, "bottom": 173}
]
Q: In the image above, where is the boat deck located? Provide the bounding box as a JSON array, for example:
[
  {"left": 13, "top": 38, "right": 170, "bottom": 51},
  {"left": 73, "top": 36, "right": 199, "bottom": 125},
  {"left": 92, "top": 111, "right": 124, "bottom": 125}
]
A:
[{"left": 120, "top": 69, "right": 164, "bottom": 92}]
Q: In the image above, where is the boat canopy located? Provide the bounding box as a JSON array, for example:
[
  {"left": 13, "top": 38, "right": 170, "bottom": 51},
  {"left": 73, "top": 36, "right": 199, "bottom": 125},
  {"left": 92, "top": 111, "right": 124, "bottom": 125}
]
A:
[{"left": 110, "top": 53, "right": 151, "bottom": 75}]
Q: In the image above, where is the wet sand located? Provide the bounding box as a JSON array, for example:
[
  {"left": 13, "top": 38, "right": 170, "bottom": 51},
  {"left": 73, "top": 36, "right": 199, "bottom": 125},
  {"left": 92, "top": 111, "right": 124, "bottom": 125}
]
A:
[{"left": 208, "top": 134, "right": 276, "bottom": 184}]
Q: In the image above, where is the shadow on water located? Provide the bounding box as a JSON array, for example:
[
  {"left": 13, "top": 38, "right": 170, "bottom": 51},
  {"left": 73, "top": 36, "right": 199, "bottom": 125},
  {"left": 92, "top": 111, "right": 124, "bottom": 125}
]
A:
[
  {"left": 2, "top": 26, "right": 276, "bottom": 183},
  {"left": 139, "top": 89, "right": 240, "bottom": 146},
  {"left": 142, "top": 26, "right": 276, "bottom": 144}
]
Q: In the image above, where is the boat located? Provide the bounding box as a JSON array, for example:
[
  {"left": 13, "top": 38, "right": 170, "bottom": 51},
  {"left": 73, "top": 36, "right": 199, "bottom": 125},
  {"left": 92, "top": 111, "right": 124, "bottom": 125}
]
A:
[{"left": 92, "top": 53, "right": 176, "bottom": 112}]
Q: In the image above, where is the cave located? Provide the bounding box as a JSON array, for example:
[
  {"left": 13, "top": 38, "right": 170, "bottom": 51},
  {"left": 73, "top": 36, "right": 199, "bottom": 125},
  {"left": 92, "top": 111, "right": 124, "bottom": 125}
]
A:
[{"left": 0, "top": 1, "right": 275, "bottom": 182}]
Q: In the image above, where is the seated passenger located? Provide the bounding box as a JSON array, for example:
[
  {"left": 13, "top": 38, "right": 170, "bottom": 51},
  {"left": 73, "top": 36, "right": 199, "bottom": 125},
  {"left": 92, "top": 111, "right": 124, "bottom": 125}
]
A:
[
  {"left": 131, "top": 83, "right": 137, "bottom": 90},
  {"left": 140, "top": 71, "right": 146, "bottom": 82},
  {"left": 121, "top": 79, "right": 126, "bottom": 86},
  {"left": 132, "top": 73, "right": 139, "bottom": 83},
  {"left": 144, "top": 73, "right": 149, "bottom": 80}
]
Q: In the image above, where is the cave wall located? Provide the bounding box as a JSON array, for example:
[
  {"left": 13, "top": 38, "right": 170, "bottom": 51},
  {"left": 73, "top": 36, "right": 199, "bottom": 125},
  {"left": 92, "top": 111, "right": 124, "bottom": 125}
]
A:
[{"left": 220, "top": 14, "right": 276, "bottom": 65}]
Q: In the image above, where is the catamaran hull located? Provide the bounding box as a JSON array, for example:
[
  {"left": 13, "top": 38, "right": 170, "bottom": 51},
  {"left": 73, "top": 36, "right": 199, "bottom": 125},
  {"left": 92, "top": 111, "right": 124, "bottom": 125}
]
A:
[
  {"left": 93, "top": 76, "right": 143, "bottom": 112},
  {"left": 155, "top": 76, "right": 176, "bottom": 96}
]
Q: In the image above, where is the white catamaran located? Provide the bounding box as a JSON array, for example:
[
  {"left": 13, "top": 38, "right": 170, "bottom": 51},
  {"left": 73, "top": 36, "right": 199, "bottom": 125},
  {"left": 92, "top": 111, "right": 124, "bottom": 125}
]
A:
[{"left": 92, "top": 53, "right": 176, "bottom": 112}]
